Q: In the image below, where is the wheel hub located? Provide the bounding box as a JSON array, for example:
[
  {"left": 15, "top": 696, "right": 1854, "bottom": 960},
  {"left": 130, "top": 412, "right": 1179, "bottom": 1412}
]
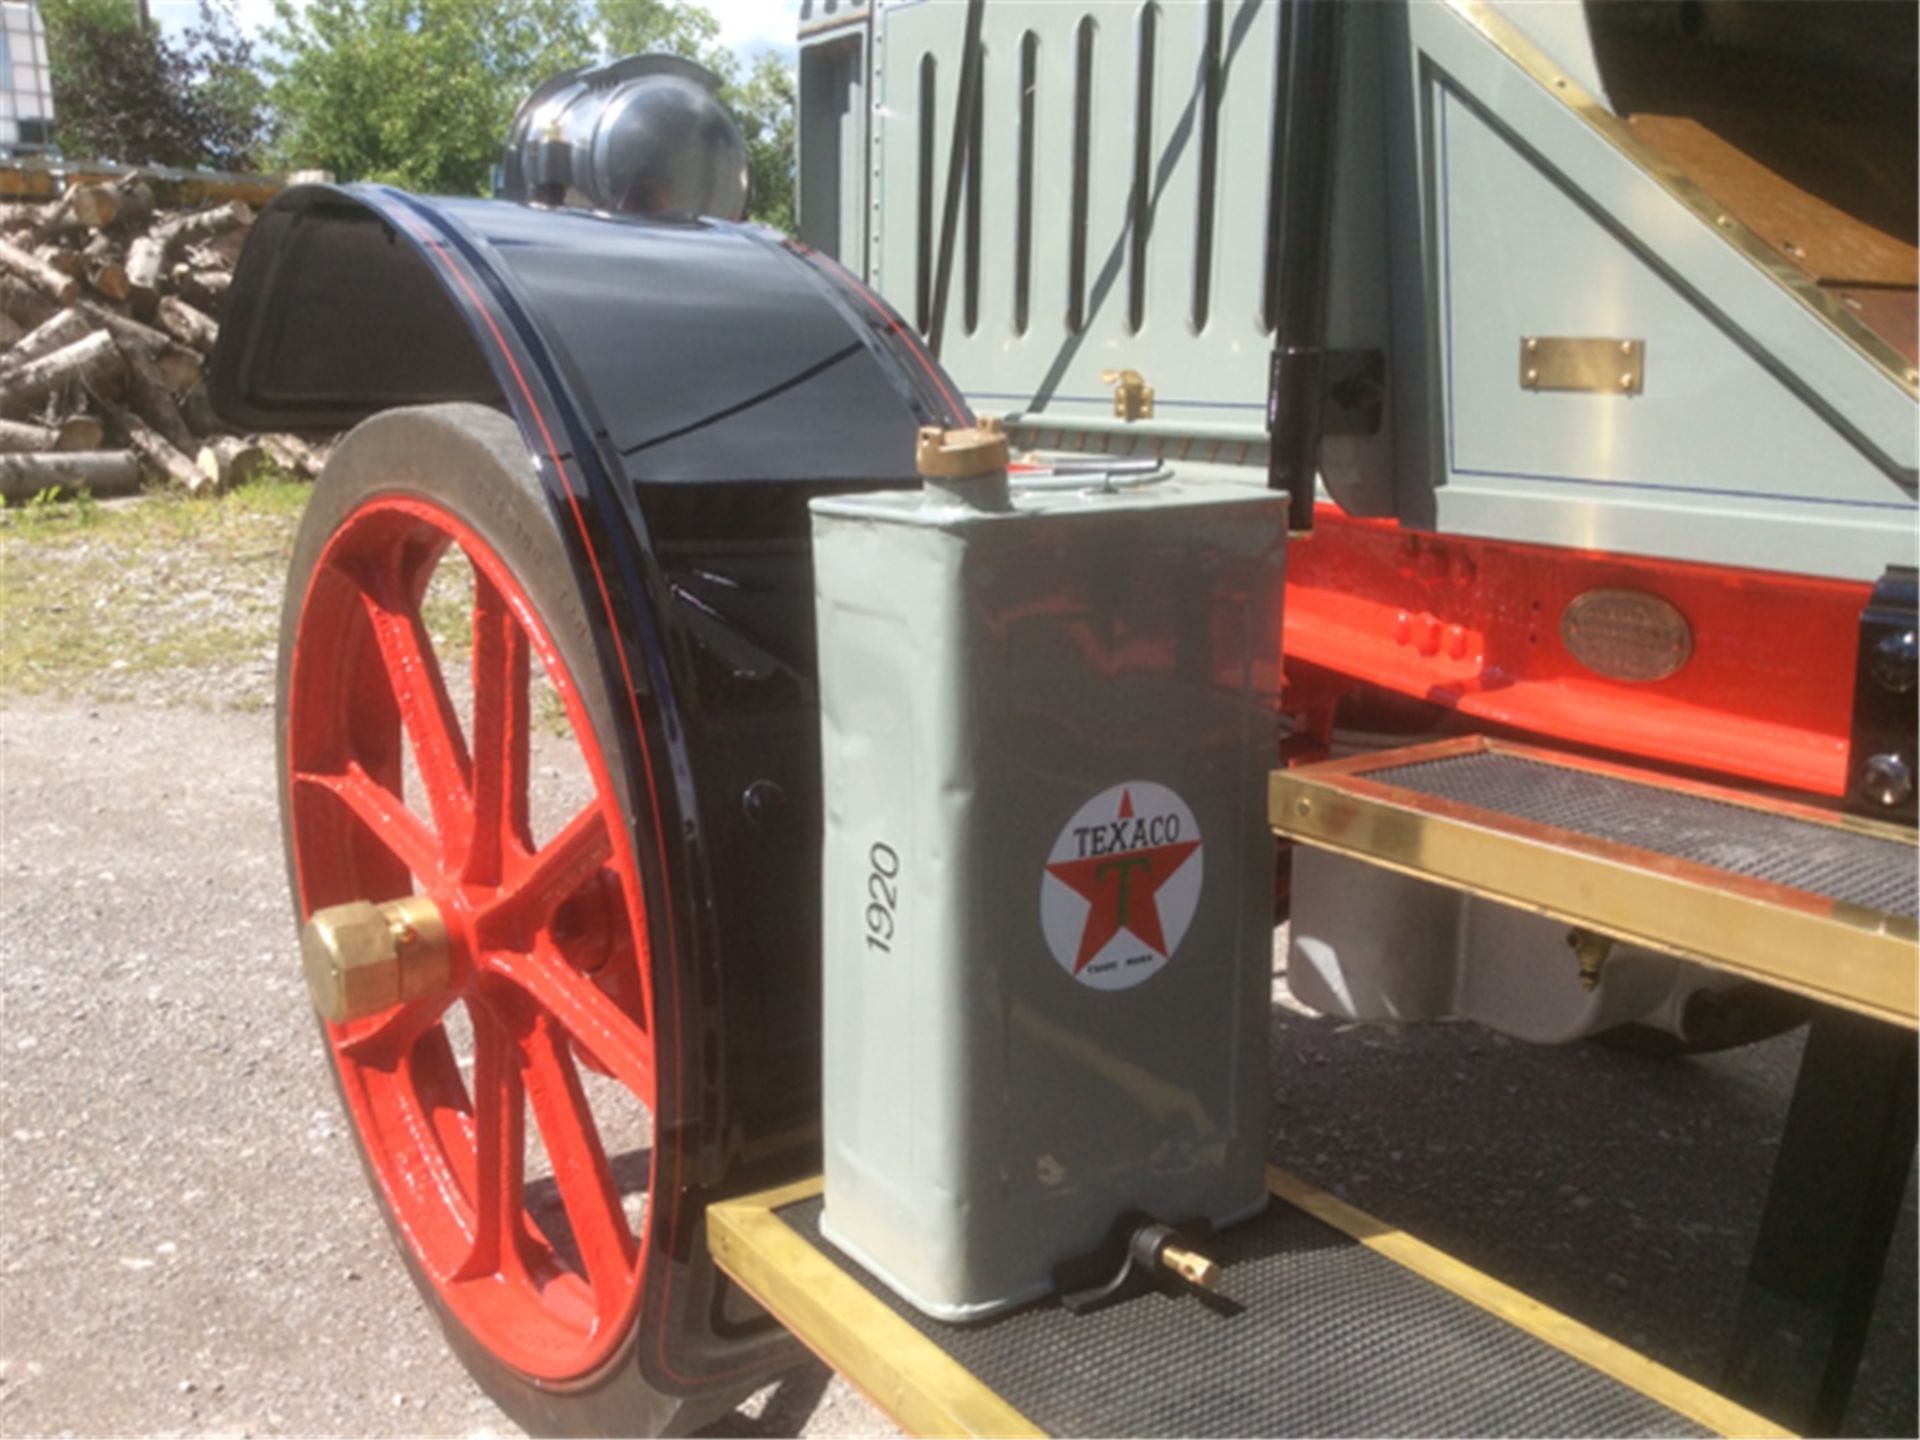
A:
[{"left": 301, "top": 895, "right": 454, "bottom": 1023}]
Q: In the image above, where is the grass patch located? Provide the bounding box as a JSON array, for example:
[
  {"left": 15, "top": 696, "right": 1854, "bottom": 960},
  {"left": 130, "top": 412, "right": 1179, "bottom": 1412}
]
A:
[
  {"left": 0, "top": 475, "right": 313, "bottom": 709},
  {"left": 2, "top": 471, "right": 580, "bottom": 737}
]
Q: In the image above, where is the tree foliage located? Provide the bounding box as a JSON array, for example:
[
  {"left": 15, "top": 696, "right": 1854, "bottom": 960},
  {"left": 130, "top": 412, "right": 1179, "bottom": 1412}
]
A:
[
  {"left": 41, "top": 0, "right": 268, "bottom": 170},
  {"left": 262, "top": 0, "right": 796, "bottom": 226},
  {"left": 729, "top": 52, "right": 796, "bottom": 234},
  {"left": 40, "top": 0, "right": 797, "bottom": 225},
  {"left": 598, "top": 0, "right": 728, "bottom": 72},
  {"left": 263, "top": 0, "right": 597, "bottom": 195}
]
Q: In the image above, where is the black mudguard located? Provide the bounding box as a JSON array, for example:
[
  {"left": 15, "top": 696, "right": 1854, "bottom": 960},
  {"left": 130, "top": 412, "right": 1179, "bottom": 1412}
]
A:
[{"left": 214, "top": 184, "right": 970, "bottom": 1395}]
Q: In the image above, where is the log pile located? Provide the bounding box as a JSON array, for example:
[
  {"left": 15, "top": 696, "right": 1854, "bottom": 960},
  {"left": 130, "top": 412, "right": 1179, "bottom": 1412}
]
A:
[{"left": 0, "top": 173, "right": 333, "bottom": 503}]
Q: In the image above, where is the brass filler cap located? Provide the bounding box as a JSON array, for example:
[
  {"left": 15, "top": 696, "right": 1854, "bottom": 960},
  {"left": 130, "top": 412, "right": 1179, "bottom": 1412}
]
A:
[
  {"left": 301, "top": 895, "right": 452, "bottom": 1024},
  {"left": 916, "top": 422, "right": 1009, "bottom": 480}
]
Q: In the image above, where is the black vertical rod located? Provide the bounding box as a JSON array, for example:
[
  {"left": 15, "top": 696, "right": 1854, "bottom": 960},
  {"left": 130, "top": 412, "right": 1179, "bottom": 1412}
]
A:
[
  {"left": 1722, "top": 1008, "right": 1916, "bottom": 1435},
  {"left": 927, "top": 0, "right": 987, "bottom": 359},
  {"left": 1264, "top": 0, "right": 1347, "bottom": 532}
]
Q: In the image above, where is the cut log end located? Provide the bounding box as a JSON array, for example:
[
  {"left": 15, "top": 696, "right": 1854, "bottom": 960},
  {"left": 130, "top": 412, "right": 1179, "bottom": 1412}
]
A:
[{"left": 192, "top": 437, "right": 271, "bottom": 495}]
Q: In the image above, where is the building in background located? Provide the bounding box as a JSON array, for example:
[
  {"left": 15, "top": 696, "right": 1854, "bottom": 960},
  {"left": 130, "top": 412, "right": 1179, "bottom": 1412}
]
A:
[{"left": 0, "top": 2, "right": 54, "bottom": 155}]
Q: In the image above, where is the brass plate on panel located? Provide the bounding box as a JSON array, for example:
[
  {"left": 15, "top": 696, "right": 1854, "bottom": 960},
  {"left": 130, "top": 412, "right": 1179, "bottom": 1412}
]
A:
[
  {"left": 1561, "top": 589, "right": 1692, "bottom": 682},
  {"left": 1520, "top": 337, "right": 1645, "bottom": 394}
]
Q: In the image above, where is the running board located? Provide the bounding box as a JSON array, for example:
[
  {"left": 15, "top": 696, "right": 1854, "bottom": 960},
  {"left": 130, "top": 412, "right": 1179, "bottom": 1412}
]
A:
[
  {"left": 1269, "top": 737, "right": 1918, "bottom": 1029},
  {"left": 708, "top": 1171, "right": 1788, "bottom": 1438}
]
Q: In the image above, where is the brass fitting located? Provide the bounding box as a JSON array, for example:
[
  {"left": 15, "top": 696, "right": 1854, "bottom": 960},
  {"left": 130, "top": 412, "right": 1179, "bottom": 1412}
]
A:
[
  {"left": 1100, "top": 368, "right": 1154, "bottom": 421},
  {"left": 301, "top": 895, "right": 452, "bottom": 1023},
  {"left": 1159, "top": 1242, "right": 1220, "bottom": 1291},
  {"left": 1566, "top": 927, "right": 1613, "bottom": 992},
  {"left": 915, "top": 422, "right": 1009, "bottom": 480}
]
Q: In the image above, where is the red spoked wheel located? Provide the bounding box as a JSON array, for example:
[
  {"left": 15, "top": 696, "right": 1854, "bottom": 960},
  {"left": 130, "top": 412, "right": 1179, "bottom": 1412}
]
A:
[{"left": 277, "top": 405, "right": 712, "bottom": 1436}]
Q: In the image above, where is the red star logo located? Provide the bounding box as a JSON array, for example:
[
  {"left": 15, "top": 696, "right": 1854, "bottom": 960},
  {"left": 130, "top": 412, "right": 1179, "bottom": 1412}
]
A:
[{"left": 1045, "top": 795, "right": 1200, "bottom": 975}]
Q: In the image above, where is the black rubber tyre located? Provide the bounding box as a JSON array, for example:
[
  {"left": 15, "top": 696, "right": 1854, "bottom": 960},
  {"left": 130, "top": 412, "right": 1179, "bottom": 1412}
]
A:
[{"left": 276, "top": 404, "right": 750, "bottom": 1437}]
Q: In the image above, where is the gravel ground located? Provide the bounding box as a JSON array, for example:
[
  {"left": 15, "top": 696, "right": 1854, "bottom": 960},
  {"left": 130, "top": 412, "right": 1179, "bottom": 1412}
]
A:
[
  {"left": 4, "top": 697, "right": 1912, "bottom": 1438},
  {"left": 0, "top": 493, "right": 1913, "bottom": 1438},
  {"left": 0, "top": 698, "right": 893, "bottom": 1439}
]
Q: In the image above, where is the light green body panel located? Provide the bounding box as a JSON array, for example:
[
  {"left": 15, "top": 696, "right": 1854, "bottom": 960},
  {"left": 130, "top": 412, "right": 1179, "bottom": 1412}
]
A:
[{"left": 797, "top": 0, "right": 1918, "bottom": 582}]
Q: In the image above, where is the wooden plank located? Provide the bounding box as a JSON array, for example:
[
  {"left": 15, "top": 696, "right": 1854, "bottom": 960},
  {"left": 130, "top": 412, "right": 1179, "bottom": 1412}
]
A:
[{"left": 1628, "top": 113, "right": 1917, "bottom": 288}]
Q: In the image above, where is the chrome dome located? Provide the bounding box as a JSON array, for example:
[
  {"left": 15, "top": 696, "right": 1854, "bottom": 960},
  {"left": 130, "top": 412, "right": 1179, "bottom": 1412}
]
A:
[{"left": 501, "top": 54, "right": 749, "bottom": 221}]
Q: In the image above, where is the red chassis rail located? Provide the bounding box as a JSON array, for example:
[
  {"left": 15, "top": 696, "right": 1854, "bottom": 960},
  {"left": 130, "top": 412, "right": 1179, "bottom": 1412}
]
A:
[{"left": 1282, "top": 507, "right": 1870, "bottom": 798}]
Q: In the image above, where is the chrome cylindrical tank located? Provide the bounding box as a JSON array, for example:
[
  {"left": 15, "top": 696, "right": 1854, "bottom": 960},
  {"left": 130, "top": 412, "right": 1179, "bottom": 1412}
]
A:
[{"left": 501, "top": 54, "right": 748, "bottom": 220}]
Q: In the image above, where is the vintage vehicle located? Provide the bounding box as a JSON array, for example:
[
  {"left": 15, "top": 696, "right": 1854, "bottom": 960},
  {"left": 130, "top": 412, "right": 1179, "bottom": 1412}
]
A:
[{"left": 214, "top": 2, "right": 1915, "bottom": 1435}]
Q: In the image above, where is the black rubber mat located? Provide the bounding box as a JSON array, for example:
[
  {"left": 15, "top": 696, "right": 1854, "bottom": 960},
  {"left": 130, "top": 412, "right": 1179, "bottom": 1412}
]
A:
[
  {"left": 784, "top": 1196, "right": 1709, "bottom": 1438},
  {"left": 1368, "top": 750, "right": 1916, "bottom": 918}
]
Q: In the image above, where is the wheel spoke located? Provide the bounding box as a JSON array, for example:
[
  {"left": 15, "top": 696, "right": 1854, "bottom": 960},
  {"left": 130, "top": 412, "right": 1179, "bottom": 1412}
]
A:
[
  {"left": 520, "top": 1008, "right": 637, "bottom": 1295},
  {"left": 474, "top": 804, "right": 612, "bottom": 949},
  {"left": 489, "top": 937, "right": 653, "bottom": 1101},
  {"left": 353, "top": 570, "right": 472, "bottom": 856},
  {"left": 336, "top": 993, "right": 451, "bottom": 1070},
  {"left": 465, "top": 571, "right": 531, "bottom": 887},
  {"left": 293, "top": 763, "right": 440, "bottom": 884},
  {"left": 405, "top": 1024, "right": 482, "bottom": 1224},
  {"left": 457, "top": 1003, "right": 526, "bottom": 1282}
]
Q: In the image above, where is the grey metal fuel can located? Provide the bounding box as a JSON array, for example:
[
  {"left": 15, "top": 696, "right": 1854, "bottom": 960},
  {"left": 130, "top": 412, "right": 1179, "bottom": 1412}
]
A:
[{"left": 812, "top": 425, "right": 1286, "bottom": 1321}]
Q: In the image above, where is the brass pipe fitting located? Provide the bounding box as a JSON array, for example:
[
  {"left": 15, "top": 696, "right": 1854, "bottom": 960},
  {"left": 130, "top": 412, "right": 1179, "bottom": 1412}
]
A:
[
  {"left": 1159, "top": 1242, "right": 1221, "bottom": 1291},
  {"left": 1566, "top": 927, "right": 1613, "bottom": 993}
]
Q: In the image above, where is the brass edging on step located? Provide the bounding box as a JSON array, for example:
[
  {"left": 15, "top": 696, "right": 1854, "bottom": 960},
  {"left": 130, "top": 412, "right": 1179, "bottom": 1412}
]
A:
[
  {"left": 707, "top": 1179, "right": 1043, "bottom": 1439},
  {"left": 1270, "top": 739, "right": 1918, "bottom": 1029},
  {"left": 1267, "top": 1168, "right": 1795, "bottom": 1439}
]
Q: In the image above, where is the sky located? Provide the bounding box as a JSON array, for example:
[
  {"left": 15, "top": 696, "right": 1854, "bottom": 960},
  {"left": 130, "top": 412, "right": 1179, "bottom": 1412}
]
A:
[{"left": 149, "top": 0, "right": 803, "bottom": 62}]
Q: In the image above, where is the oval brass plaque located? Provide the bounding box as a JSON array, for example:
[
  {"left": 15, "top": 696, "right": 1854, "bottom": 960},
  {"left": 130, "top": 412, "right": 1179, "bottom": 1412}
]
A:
[{"left": 1560, "top": 589, "right": 1692, "bottom": 682}]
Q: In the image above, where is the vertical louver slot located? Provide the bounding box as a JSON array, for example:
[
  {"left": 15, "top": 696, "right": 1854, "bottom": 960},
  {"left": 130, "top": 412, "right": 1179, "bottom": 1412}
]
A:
[
  {"left": 1191, "top": 0, "right": 1224, "bottom": 333},
  {"left": 916, "top": 52, "right": 937, "bottom": 333},
  {"left": 1260, "top": 17, "right": 1283, "bottom": 334},
  {"left": 963, "top": 45, "right": 984, "bottom": 336},
  {"left": 1068, "top": 16, "right": 1096, "bottom": 334},
  {"left": 1014, "top": 31, "right": 1038, "bottom": 336},
  {"left": 1127, "top": 2, "right": 1158, "bottom": 335}
]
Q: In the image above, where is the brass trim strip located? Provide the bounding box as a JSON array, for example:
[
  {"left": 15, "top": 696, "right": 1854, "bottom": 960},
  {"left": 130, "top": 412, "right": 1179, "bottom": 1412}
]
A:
[
  {"left": 1446, "top": 0, "right": 1919, "bottom": 396},
  {"left": 1265, "top": 1168, "right": 1794, "bottom": 1439},
  {"left": 707, "top": 1178, "right": 1044, "bottom": 1439},
  {"left": 1270, "top": 738, "right": 1919, "bottom": 1029}
]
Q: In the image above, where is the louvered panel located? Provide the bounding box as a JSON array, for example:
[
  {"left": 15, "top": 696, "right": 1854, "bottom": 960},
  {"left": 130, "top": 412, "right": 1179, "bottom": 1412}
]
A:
[{"left": 875, "top": 1, "right": 1278, "bottom": 435}]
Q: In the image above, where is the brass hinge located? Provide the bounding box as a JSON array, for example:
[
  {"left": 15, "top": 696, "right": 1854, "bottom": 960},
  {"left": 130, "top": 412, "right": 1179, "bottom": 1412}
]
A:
[{"left": 1100, "top": 368, "right": 1155, "bottom": 421}]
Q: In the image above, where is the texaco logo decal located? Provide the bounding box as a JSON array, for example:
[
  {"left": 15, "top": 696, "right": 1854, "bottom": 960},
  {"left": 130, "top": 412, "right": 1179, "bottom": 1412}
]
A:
[{"left": 1041, "top": 782, "right": 1203, "bottom": 991}]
